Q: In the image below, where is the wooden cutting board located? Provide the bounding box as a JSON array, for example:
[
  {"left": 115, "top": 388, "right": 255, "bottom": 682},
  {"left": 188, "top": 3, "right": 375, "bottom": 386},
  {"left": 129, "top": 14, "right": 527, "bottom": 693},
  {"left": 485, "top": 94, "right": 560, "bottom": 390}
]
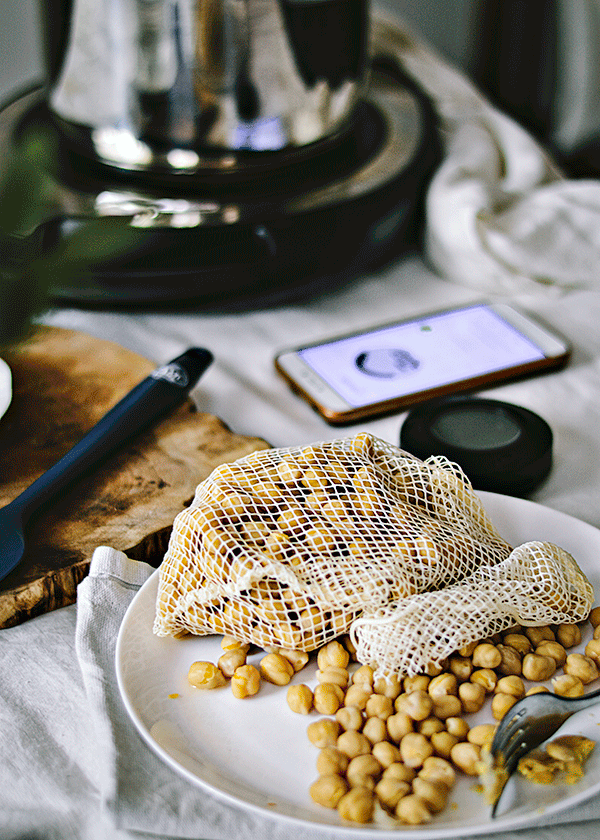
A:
[{"left": 0, "top": 326, "right": 269, "bottom": 629}]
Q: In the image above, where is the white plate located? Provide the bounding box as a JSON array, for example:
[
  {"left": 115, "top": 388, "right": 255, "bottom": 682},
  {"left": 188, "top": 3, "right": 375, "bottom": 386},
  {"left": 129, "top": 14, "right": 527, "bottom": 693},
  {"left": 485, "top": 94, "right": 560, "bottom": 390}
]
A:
[
  {"left": 0, "top": 358, "right": 11, "bottom": 421},
  {"left": 116, "top": 492, "right": 600, "bottom": 838}
]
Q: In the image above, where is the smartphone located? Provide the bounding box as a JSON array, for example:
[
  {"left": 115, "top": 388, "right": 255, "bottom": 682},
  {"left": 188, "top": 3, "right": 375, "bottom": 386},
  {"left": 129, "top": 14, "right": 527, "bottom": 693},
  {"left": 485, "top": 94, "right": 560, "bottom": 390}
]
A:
[{"left": 274, "top": 302, "right": 571, "bottom": 425}]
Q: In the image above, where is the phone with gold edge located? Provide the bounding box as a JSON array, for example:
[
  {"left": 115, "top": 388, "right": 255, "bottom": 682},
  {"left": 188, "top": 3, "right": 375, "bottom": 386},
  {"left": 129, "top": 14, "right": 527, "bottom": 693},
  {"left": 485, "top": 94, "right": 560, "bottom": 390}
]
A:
[{"left": 274, "top": 302, "right": 571, "bottom": 425}]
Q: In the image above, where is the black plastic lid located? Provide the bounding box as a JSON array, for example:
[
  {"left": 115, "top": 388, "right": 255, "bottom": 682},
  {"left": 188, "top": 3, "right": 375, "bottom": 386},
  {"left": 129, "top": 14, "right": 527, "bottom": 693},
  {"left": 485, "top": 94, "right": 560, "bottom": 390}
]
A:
[{"left": 400, "top": 397, "right": 553, "bottom": 496}]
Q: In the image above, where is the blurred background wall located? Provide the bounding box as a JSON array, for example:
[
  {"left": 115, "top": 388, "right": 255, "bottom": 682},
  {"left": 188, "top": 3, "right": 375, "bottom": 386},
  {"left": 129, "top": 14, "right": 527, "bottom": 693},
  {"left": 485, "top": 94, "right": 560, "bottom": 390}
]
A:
[{"left": 2, "top": 0, "right": 600, "bottom": 173}]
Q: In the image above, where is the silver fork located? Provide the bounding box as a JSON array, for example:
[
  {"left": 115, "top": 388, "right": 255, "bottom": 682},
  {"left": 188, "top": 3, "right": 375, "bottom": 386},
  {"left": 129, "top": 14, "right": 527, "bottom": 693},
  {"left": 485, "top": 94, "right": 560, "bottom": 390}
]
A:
[{"left": 488, "top": 685, "right": 600, "bottom": 816}]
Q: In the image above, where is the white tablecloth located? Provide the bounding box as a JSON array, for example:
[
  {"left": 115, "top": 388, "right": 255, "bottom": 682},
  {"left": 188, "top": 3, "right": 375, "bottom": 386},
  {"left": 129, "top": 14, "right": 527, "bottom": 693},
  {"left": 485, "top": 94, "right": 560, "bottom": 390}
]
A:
[
  {"left": 0, "top": 255, "right": 598, "bottom": 840},
  {"left": 4, "top": 11, "right": 600, "bottom": 840}
]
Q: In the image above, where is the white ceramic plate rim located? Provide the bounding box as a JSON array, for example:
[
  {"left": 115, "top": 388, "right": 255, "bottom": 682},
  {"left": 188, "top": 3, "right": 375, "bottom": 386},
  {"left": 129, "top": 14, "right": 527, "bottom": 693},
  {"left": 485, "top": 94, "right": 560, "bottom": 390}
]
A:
[
  {"left": 116, "top": 492, "right": 600, "bottom": 838},
  {"left": 0, "top": 358, "right": 12, "bottom": 421}
]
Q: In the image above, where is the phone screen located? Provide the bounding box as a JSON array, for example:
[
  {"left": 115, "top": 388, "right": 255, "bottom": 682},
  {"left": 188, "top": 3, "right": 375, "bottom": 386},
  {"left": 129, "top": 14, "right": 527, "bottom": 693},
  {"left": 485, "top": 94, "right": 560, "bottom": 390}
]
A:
[{"left": 297, "top": 304, "right": 547, "bottom": 408}]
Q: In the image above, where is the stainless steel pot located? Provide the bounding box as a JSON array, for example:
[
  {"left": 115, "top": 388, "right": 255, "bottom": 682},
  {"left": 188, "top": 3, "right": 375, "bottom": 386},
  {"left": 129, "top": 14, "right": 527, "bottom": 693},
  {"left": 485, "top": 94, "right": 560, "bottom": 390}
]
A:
[{"left": 45, "top": 0, "right": 370, "bottom": 168}]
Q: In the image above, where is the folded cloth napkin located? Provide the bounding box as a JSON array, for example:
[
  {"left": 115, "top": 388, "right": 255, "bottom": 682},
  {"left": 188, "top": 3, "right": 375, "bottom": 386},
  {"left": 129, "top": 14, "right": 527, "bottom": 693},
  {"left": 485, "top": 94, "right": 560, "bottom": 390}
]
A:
[
  {"left": 76, "top": 546, "right": 347, "bottom": 840},
  {"left": 372, "top": 12, "right": 600, "bottom": 295},
  {"left": 77, "top": 546, "right": 600, "bottom": 840}
]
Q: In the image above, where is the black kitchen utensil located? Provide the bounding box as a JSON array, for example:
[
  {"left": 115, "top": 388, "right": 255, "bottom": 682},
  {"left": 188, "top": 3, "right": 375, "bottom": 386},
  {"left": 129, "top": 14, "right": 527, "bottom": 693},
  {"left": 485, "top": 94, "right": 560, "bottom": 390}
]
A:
[{"left": 0, "top": 347, "right": 213, "bottom": 584}]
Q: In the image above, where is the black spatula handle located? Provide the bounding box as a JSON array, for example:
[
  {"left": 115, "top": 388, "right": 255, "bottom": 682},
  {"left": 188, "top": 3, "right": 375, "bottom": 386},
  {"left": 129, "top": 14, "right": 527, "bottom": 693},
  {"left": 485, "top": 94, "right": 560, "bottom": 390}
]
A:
[{"left": 9, "top": 347, "right": 213, "bottom": 524}]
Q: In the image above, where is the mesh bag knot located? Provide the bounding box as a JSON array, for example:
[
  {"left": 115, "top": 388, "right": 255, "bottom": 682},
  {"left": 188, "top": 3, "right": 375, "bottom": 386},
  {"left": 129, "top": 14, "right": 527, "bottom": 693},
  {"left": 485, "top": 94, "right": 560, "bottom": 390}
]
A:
[{"left": 153, "top": 433, "right": 593, "bottom": 674}]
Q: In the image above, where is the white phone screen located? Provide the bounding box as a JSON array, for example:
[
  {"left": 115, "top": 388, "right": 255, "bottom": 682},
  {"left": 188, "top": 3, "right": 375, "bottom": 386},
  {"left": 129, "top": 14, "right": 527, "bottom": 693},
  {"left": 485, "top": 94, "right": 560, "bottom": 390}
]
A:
[{"left": 298, "top": 304, "right": 546, "bottom": 408}]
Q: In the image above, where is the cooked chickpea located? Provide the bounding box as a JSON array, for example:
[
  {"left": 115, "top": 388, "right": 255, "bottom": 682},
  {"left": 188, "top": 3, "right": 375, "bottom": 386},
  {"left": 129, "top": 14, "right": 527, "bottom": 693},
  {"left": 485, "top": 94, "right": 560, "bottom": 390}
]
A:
[
  {"left": 276, "top": 458, "right": 303, "bottom": 484},
  {"left": 337, "top": 730, "right": 372, "bottom": 759},
  {"left": 495, "top": 644, "right": 522, "bottom": 676},
  {"left": 372, "top": 740, "right": 401, "bottom": 768},
  {"left": 524, "top": 625, "right": 555, "bottom": 645},
  {"left": 535, "top": 641, "right": 567, "bottom": 667},
  {"left": 425, "top": 660, "right": 447, "bottom": 677},
  {"left": 365, "top": 694, "right": 394, "bottom": 721},
  {"left": 260, "top": 652, "right": 294, "bottom": 685},
  {"left": 346, "top": 754, "right": 383, "bottom": 789},
  {"left": 187, "top": 661, "right": 227, "bottom": 690},
  {"left": 491, "top": 693, "right": 518, "bottom": 721},
  {"left": 446, "top": 717, "right": 469, "bottom": 740},
  {"left": 550, "top": 734, "right": 595, "bottom": 763},
  {"left": 458, "top": 640, "right": 478, "bottom": 657},
  {"left": 584, "top": 637, "right": 600, "bottom": 666},
  {"left": 382, "top": 761, "right": 417, "bottom": 782},
  {"left": 404, "top": 675, "right": 430, "bottom": 693},
  {"left": 231, "top": 664, "right": 261, "bottom": 698},
  {"left": 471, "top": 668, "right": 498, "bottom": 693},
  {"left": 399, "top": 732, "right": 434, "bottom": 768},
  {"left": 467, "top": 724, "right": 496, "bottom": 748},
  {"left": 564, "top": 652, "right": 600, "bottom": 684},
  {"left": 316, "top": 746, "right": 349, "bottom": 776},
  {"left": 450, "top": 741, "right": 481, "bottom": 775},
  {"left": 418, "top": 756, "right": 456, "bottom": 789},
  {"left": 428, "top": 673, "right": 458, "bottom": 696},
  {"left": 518, "top": 750, "right": 557, "bottom": 784},
  {"left": 589, "top": 607, "right": 600, "bottom": 628},
  {"left": 316, "top": 666, "right": 349, "bottom": 688},
  {"left": 386, "top": 712, "right": 414, "bottom": 744},
  {"left": 526, "top": 685, "right": 550, "bottom": 695},
  {"left": 337, "top": 786, "right": 375, "bottom": 823},
  {"left": 374, "top": 777, "right": 410, "bottom": 810},
  {"left": 307, "top": 718, "right": 341, "bottom": 748},
  {"left": 344, "top": 685, "right": 371, "bottom": 710},
  {"left": 373, "top": 674, "right": 402, "bottom": 699},
  {"left": 412, "top": 777, "right": 448, "bottom": 813},
  {"left": 472, "top": 643, "right": 502, "bottom": 669},
  {"left": 502, "top": 633, "right": 532, "bottom": 655},
  {"left": 448, "top": 654, "right": 473, "bottom": 681},
  {"left": 396, "top": 690, "right": 433, "bottom": 721},
  {"left": 218, "top": 647, "right": 248, "bottom": 677},
  {"left": 310, "top": 774, "right": 349, "bottom": 808},
  {"left": 418, "top": 717, "right": 445, "bottom": 737},
  {"left": 352, "top": 665, "right": 374, "bottom": 689},
  {"left": 431, "top": 694, "right": 462, "bottom": 720},
  {"left": 552, "top": 673, "right": 585, "bottom": 697},
  {"left": 555, "top": 623, "right": 582, "bottom": 648},
  {"left": 336, "top": 705, "right": 363, "bottom": 732},
  {"left": 458, "top": 681, "right": 486, "bottom": 713},
  {"left": 495, "top": 675, "right": 525, "bottom": 698},
  {"left": 522, "top": 653, "right": 556, "bottom": 681},
  {"left": 396, "top": 793, "right": 432, "bottom": 825},
  {"left": 363, "top": 716, "right": 388, "bottom": 745},
  {"left": 221, "top": 635, "right": 250, "bottom": 652},
  {"left": 278, "top": 648, "right": 310, "bottom": 672},
  {"left": 430, "top": 731, "right": 459, "bottom": 759},
  {"left": 287, "top": 683, "right": 313, "bottom": 714},
  {"left": 340, "top": 634, "right": 357, "bottom": 661},
  {"left": 313, "top": 683, "right": 345, "bottom": 715},
  {"left": 317, "top": 640, "right": 350, "bottom": 670}
]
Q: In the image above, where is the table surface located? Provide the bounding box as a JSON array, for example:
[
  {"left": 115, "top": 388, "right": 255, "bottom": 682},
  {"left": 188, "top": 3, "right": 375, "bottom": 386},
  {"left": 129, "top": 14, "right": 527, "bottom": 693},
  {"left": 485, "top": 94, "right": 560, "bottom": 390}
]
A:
[{"left": 3, "top": 252, "right": 600, "bottom": 840}]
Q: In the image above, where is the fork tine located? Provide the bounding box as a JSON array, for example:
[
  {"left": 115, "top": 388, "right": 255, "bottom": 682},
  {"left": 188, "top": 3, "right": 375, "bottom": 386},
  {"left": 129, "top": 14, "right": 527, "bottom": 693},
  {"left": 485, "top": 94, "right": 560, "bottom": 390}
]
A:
[
  {"left": 488, "top": 684, "right": 600, "bottom": 817},
  {"left": 491, "top": 703, "right": 529, "bottom": 760},
  {"left": 489, "top": 716, "right": 568, "bottom": 817},
  {"left": 488, "top": 695, "right": 573, "bottom": 817}
]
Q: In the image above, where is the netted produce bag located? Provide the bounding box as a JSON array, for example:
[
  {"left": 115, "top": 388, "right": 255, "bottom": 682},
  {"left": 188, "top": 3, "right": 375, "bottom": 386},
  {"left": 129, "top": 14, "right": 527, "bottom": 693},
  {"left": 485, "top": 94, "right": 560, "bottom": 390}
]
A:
[
  {"left": 154, "top": 433, "right": 530, "bottom": 655},
  {"left": 353, "top": 540, "right": 594, "bottom": 677}
]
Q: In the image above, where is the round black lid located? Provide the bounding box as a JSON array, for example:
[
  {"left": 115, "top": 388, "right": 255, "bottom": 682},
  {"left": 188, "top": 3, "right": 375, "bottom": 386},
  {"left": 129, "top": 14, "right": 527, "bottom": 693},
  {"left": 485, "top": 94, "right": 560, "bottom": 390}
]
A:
[{"left": 400, "top": 397, "right": 553, "bottom": 496}]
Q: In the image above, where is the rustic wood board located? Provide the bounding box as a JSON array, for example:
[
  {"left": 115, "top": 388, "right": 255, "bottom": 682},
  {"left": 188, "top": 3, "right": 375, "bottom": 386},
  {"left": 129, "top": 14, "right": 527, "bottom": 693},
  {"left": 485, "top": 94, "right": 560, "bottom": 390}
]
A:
[{"left": 0, "top": 326, "right": 269, "bottom": 629}]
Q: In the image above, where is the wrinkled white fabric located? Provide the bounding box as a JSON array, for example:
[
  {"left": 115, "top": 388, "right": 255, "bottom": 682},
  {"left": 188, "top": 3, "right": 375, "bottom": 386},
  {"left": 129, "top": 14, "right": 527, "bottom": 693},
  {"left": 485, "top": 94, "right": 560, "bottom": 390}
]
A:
[
  {"left": 373, "top": 14, "right": 600, "bottom": 293},
  {"left": 69, "top": 546, "right": 600, "bottom": 840},
  {"left": 3, "top": 9, "right": 600, "bottom": 839}
]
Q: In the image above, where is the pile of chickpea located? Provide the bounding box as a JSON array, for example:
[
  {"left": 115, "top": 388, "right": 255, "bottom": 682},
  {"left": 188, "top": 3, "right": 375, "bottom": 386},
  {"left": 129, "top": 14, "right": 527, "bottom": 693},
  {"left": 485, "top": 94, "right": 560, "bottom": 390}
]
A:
[{"left": 187, "top": 605, "right": 600, "bottom": 827}]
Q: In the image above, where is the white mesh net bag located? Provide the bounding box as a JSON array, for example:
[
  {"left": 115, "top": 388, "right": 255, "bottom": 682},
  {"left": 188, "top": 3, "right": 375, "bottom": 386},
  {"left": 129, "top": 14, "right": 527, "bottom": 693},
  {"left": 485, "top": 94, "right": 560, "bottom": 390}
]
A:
[
  {"left": 352, "top": 540, "right": 594, "bottom": 677},
  {"left": 153, "top": 433, "right": 593, "bottom": 674}
]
